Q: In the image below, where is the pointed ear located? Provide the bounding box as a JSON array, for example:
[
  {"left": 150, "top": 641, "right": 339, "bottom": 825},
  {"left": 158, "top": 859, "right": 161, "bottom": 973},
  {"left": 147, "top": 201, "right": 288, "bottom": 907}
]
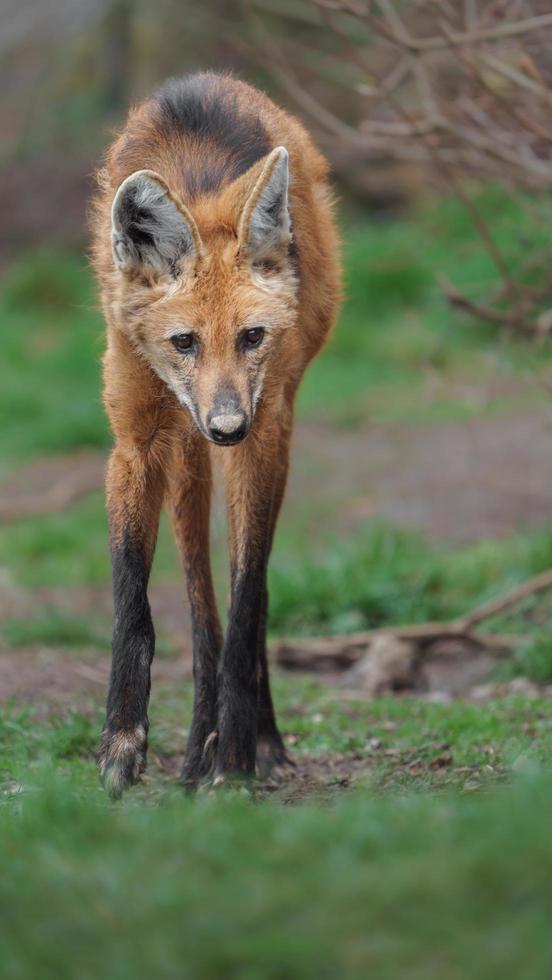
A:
[
  {"left": 237, "top": 147, "right": 291, "bottom": 261},
  {"left": 111, "top": 170, "right": 203, "bottom": 277}
]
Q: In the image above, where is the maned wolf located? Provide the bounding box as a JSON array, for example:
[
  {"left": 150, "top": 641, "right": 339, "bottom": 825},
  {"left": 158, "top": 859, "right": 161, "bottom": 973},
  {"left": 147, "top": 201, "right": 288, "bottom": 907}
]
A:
[{"left": 92, "top": 72, "right": 341, "bottom": 797}]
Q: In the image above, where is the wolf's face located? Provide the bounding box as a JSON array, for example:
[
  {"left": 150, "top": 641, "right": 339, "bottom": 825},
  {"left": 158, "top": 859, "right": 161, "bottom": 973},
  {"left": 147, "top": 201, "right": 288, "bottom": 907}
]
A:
[{"left": 110, "top": 148, "right": 298, "bottom": 444}]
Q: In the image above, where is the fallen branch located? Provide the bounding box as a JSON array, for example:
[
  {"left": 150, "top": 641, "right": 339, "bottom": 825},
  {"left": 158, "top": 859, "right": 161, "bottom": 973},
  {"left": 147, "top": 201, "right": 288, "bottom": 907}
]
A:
[
  {"left": 459, "top": 567, "right": 552, "bottom": 629},
  {"left": 274, "top": 626, "right": 515, "bottom": 672},
  {"left": 273, "top": 568, "right": 552, "bottom": 671}
]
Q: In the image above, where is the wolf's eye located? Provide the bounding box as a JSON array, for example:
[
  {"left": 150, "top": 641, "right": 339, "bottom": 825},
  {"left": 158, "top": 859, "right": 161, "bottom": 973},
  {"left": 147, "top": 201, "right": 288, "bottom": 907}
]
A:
[
  {"left": 244, "top": 327, "right": 264, "bottom": 348},
  {"left": 171, "top": 333, "right": 194, "bottom": 353}
]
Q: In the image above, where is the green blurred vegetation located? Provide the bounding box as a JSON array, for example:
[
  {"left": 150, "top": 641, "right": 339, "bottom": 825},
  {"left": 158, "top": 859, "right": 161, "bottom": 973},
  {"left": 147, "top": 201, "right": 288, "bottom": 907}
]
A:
[
  {"left": 0, "top": 251, "right": 108, "bottom": 468},
  {"left": 2, "top": 685, "right": 552, "bottom": 978},
  {"left": 1, "top": 610, "right": 109, "bottom": 650},
  {"left": 300, "top": 188, "right": 552, "bottom": 424},
  {"left": 270, "top": 521, "right": 552, "bottom": 642}
]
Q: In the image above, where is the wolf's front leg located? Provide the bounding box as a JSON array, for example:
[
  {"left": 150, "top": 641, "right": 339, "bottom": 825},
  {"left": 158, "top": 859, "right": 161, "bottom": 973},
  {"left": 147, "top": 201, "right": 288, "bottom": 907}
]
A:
[
  {"left": 168, "top": 434, "right": 223, "bottom": 791},
  {"left": 212, "top": 423, "right": 281, "bottom": 785},
  {"left": 214, "top": 558, "right": 268, "bottom": 783},
  {"left": 99, "top": 443, "right": 166, "bottom": 799},
  {"left": 256, "top": 403, "right": 295, "bottom": 776}
]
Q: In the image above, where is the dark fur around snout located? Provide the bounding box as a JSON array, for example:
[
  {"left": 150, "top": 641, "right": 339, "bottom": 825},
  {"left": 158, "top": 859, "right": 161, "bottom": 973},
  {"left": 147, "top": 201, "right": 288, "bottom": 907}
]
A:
[{"left": 206, "top": 385, "right": 249, "bottom": 445}]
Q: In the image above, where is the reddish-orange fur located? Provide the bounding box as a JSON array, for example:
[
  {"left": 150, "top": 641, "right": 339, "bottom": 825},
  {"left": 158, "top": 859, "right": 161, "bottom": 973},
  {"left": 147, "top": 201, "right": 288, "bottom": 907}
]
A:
[{"left": 91, "top": 73, "right": 341, "bottom": 795}]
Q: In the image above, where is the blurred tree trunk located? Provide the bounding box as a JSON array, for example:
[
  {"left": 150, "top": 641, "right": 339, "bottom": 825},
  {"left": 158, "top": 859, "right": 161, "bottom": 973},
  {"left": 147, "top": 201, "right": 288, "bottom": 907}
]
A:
[{"left": 103, "top": 0, "right": 133, "bottom": 115}]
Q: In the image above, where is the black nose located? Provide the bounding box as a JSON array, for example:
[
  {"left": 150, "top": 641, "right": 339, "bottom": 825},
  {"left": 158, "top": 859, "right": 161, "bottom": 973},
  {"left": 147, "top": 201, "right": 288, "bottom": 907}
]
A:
[{"left": 207, "top": 413, "right": 248, "bottom": 445}]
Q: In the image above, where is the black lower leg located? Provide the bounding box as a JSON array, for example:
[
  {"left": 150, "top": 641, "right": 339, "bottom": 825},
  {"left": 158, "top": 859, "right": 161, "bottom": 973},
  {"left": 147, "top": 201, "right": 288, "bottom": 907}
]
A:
[
  {"left": 181, "top": 610, "right": 221, "bottom": 789},
  {"left": 214, "top": 561, "right": 266, "bottom": 781},
  {"left": 100, "top": 532, "right": 155, "bottom": 798},
  {"left": 256, "top": 587, "right": 292, "bottom": 774}
]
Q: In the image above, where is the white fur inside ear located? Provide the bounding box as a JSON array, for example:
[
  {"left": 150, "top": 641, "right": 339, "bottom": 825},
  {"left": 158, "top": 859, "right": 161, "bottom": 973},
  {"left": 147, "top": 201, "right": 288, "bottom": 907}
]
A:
[
  {"left": 111, "top": 170, "right": 196, "bottom": 275},
  {"left": 247, "top": 147, "right": 291, "bottom": 257}
]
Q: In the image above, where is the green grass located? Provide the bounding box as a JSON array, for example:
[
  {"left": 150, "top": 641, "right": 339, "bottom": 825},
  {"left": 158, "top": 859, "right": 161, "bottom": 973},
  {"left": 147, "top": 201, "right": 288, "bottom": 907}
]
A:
[
  {"left": 1, "top": 610, "right": 109, "bottom": 650},
  {"left": 2, "top": 680, "right": 552, "bottom": 979},
  {"left": 4, "top": 772, "right": 552, "bottom": 980},
  {"left": 0, "top": 493, "right": 111, "bottom": 586},
  {"left": 2, "top": 777, "right": 552, "bottom": 980},
  {"left": 6, "top": 676, "right": 552, "bottom": 796},
  {"left": 270, "top": 521, "right": 552, "bottom": 638}
]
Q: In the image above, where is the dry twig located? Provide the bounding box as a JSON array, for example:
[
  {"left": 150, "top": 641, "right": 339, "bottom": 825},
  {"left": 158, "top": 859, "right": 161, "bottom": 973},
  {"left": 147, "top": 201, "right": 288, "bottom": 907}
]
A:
[
  {"left": 250, "top": 0, "right": 552, "bottom": 335},
  {"left": 273, "top": 568, "right": 552, "bottom": 671}
]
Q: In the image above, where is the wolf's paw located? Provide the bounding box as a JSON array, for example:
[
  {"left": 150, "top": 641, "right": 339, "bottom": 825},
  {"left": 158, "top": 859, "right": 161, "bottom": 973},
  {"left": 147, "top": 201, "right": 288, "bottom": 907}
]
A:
[
  {"left": 197, "top": 771, "right": 255, "bottom": 800},
  {"left": 256, "top": 734, "right": 295, "bottom": 780},
  {"left": 180, "top": 728, "right": 219, "bottom": 793},
  {"left": 98, "top": 724, "right": 147, "bottom": 799}
]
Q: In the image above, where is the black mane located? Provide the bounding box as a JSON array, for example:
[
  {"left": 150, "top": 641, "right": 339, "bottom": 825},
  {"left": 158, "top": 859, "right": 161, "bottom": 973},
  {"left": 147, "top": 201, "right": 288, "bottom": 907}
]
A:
[{"left": 153, "top": 72, "right": 271, "bottom": 200}]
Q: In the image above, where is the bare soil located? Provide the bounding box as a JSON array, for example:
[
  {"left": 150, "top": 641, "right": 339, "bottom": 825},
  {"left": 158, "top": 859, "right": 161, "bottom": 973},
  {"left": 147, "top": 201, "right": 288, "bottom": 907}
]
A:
[
  {"left": 0, "top": 648, "right": 191, "bottom": 715},
  {"left": 291, "top": 412, "right": 552, "bottom": 543},
  {"left": 0, "top": 451, "right": 105, "bottom": 520},
  {"left": 3, "top": 410, "right": 552, "bottom": 541}
]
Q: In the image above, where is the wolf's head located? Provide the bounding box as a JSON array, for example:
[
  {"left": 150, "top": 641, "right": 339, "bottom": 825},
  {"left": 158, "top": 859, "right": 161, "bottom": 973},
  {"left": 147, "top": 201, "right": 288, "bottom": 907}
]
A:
[{"left": 110, "top": 147, "right": 298, "bottom": 445}]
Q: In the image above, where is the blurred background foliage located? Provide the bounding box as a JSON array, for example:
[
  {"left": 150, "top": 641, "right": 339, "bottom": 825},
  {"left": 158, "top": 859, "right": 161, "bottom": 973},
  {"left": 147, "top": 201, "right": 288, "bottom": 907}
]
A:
[
  {"left": 3, "top": 0, "right": 371, "bottom": 260},
  {"left": 3, "top": 0, "right": 552, "bottom": 333}
]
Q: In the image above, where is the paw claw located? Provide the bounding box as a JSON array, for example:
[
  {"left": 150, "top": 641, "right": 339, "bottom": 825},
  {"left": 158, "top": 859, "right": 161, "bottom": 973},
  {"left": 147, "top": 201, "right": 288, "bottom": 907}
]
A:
[
  {"left": 202, "top": 730, "right": 219, "bottom": 759},
  {"left": 98, "top": 724, "right": 147, "bottom": 799},
  {"left": 101, "top": 760, "right": 137, "bottom": 800}
]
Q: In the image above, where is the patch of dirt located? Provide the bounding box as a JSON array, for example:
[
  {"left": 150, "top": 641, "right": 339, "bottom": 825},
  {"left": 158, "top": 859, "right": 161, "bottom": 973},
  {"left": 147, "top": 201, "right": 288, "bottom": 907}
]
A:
[
  {"left": 256, "top": 752, "right": 374, "bottom": 803},
  {"left": 0, "top": 649, "right": 191, "bottom": 715},
  {"left": 127, "top": 737, "right": 511, "bottom": 803},
  {"left": 338, "top": 637, "right": 498, "bottom": 699},
  {"left": 2, "top": 409, "right": 552, "bottom": 542},
  {"left": 0, "top": 640, "right": 502, "bottom": 713},
  {"left": 290, "top": 411, "right": 552, "bottom": 542},
  {"left": 1, "top": 644, "right": 548, "bottom": 716},
  {"left": 421, "top": 644, "right": 497, "bottom": 697},
  {"left": 0, "top": 451, "right": 105, "bottom": 520},
  {"left": 146, "top": 747, "right": 371, "bottom": 803}
]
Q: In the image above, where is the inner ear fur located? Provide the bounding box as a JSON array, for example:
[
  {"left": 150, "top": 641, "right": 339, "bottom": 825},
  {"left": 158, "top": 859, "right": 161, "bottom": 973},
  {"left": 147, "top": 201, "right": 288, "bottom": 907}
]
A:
[
  {"left": 111, "top": 169, "right": 203, "bottom": 278},
  {"left": 236, "top": 147, "right": 291, "bottom": 261}
]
